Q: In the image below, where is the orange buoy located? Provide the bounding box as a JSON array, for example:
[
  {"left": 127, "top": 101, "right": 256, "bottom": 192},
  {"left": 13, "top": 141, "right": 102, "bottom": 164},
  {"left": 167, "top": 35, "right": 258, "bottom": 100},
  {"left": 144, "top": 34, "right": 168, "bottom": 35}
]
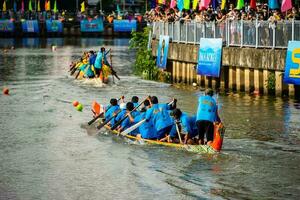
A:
[
  {"left": 73, "top": 101, "right": 79, "bottom": 107},
  {"left": 3, "top": 88, "right": 9, "bottom": 95}
]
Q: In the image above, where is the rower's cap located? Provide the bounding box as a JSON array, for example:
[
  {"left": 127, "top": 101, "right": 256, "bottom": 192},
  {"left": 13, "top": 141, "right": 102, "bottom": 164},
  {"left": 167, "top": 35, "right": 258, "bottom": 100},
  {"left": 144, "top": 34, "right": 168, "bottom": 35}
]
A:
[{"left": 171, "top": 108, "right": 182, "bottom": 118}]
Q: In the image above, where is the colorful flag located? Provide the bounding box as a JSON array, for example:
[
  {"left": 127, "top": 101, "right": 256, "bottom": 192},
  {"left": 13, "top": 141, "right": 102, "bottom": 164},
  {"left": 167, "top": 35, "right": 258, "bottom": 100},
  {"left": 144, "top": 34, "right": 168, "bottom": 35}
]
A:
[
  {"left": 178, "top": 0, "right": 184, "bottom": 11},
  {"left": 21, "top": 0, "right": 24, "bottom": 12},
  {"left": 268, "top": 0, "right": 279, "bottom": 10},
  {"left": 37, "top": 0, "right": 40, "bottom": 12},
  {"left": 281, "top": 0, "right": 292, "bottom": 12},
  {"left": 236, "top": 0, "right": 244, "bottom": 10},
  {"left": 46, "top": 0, "right": 51, "bottom": 11},
  {"left": 170, "top": 0, "right": 176, "bottom": 8},
  {"left": 250, "top": 0, "right": 256, "bottom": 9},
  {"left": 199, "top": 0, "right": 210, "bottom": 10},
  {"left": 192, "top": 0, "right": 198, "bottom": 10},
  {"left": 221, "top": 0, "right": 226, "bottom": 10},
  {"left": 151, "top": 0, "right": 156, "bottom": 9},
  {"left": 212, "top": 0, "right": 218, "bottom": 10},
  {"left": 117, "top": 4, "right": 121, "bottom": 16},
  {"left": 2, "top": 0, "right": 6, "bottom": 12},
  {"left": 81, "top": 1, "right": 85, "bottom": 12},
  {"left": 13, "top": 0, "right": 17, "bottom": 12},
  {"left": 184, "top": 0, "right": 190, "bottom": 9},
  {"left": 53, "top": 0, "right": 57, "bottom": 13},
  {"left": 29, "top": 0, "right": 33, "bottom": 11},
  {"left": 158, "top": 0, "right": 166, "bottom": 4}
]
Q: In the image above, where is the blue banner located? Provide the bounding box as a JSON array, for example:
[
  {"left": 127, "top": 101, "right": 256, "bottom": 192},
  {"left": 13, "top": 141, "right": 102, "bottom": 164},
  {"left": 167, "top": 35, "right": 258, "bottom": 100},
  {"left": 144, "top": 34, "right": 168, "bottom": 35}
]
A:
[
  {"left": 156, "top": 35, "right": 169, "bottom": 69},
  {"left": 80, "top": 18, "right": 104, "bottom": 32},
  {"left": 0, "top": 20, "right": 14, "bottom": 32},
  {"left": 284, "top": 41, "right": 300, "bottom": 85},
  {"left": 46, "top": 20, "right": 63, "bottom": 33},
  {"left": 113, "top": 20, "right": 137, "bottom": 32},
  {"left": 197, "top": 38, "right": 223, "bottom": 77},
  {"left": 22, "top": 20, "right": 39, "bottom": 33}
]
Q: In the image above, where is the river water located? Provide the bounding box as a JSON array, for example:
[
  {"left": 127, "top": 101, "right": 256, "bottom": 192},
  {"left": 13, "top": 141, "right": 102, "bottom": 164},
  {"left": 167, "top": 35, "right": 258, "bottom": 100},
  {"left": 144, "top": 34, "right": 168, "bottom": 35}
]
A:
[{"left": 0, "top": 38, "right": 299, "bottom": 200}]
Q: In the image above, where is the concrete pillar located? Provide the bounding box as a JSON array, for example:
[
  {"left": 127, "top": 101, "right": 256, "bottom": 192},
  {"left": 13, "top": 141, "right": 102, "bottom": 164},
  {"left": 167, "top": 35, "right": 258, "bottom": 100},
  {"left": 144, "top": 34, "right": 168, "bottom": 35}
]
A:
[
  {"left": 205, "top": 76, "right": 209, "bottom": 87},
  {"left": 197, "top": 75, "right": 201, "bottom": 85},
  {"left": 176, "top": 62, "right": 180, "bottom": 84},
  {"left": 275, "top": 71, "right": 283, "bottom": 96},
  {"left": 172, "top": 61, "right": 176, "bottom": 83},
  {"left": 236, "top": 67, "right": 241, "bottom": 91},
  {"left": 182, "top": 63, "right": 186, "bottom": 83},
  {"left": 212, "top": 78, "right": 216, "bottom": 89},
  {"left": 289, "top": 84, "right": 295, "bottom": 97},
  {"left": 254, "top": 69, "right": 260, "bottom": 92},
  {"left": 187, "top": 63, "right": 191, "bottom": 84},
  {"left": 244, "top": 68, "right": 250, "bottom": 92},
  {"left": 229, "top": 67, "right": 233, "bottom": 90},
  {"left": 263, "top": 70, "right": 270, "bottom": 95}
]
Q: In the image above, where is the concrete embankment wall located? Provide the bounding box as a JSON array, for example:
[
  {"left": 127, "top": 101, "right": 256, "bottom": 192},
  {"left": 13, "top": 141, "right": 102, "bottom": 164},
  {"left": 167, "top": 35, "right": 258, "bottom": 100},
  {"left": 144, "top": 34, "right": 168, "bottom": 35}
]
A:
[{"left": 151, "top": 40, "right": 300, "bottom": 98}]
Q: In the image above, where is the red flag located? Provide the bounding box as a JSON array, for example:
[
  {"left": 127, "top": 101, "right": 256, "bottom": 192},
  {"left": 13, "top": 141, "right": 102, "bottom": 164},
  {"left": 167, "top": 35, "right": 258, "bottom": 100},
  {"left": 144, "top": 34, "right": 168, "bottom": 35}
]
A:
[{"left": 250, "top": 0, "right": 256, "bottom": 9}]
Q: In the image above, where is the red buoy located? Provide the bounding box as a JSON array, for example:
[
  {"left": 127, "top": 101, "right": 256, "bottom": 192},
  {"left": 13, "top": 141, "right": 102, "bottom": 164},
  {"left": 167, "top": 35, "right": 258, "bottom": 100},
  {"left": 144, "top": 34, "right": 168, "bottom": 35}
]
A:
[
  {"left": 3, "top": 88, "right": 9, "bottom": 95},
  {"left": 73, "top": 101, "right": 79, "bottom": 107}
]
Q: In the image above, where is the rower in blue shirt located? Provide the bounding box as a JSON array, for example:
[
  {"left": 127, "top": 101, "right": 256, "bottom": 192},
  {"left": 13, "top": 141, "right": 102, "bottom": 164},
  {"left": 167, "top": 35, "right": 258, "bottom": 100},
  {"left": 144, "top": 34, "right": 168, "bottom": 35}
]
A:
[
  {"left": 170, "top": 108, "right": 198, "bottom": 144},
  {"left": 105, "top": 98, "right": 120, "bottom": 127},
  {"left": 131, "top": 96, "right": 139, "bottom": 108},
  {"left": 94, "top": 47, "right": 110, "bottom": 76},
  {"left": 196, "top": 88, "right": 218, "bottom": 145},
  {"left": 127, "top": 100, "right": 157, "bottom": 139},
  {"left": 145, "top": 96, "right": 173, "bottom": 140},
  {"left": 116, "top": 102, "right": 139, "bottom": 132}
]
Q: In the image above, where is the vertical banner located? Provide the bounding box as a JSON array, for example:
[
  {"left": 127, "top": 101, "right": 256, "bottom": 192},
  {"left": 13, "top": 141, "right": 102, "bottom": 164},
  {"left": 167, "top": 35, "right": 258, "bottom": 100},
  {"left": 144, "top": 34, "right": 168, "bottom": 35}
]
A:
[
  {"left": 46, "top": 20, "right": 63, "bottom": 32},
  {"left": 284, "top": 41, "right": 300, "bottom": 85},
  {"left": 0, "top": 20, "right": 15, "bottom": 32},
  {"left": 156, "top": 35, "right": 170, "bottom": 69},
  {"left": 22, "top": 20, "right": 39, "bottom": 33},
  {"left": 113, "top": 20, "right": 137, "bottom": 32},
  {"left": 197, "top": 38, "right": 223, "bottom": 77},
  {"left": 80, "top": 18, "right": 104, "bottom": 32}
]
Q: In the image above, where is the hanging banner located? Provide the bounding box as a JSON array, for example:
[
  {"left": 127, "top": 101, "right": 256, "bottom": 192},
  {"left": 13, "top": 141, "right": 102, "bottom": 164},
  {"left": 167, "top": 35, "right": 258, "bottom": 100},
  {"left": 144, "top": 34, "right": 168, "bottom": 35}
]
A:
[
  {"left": 284, "top": 41, "right": 300, "bottom": 85},
  {"left": 197, "top": 38, "right": 223, "bottom": 77},
  {"left": 0, "top": 20, "right": 14, "bottom": 32},
  {"left": 22, "top": 20, "right": 39, "bottom": 33},
  {"left": 80, "top": 18, "right": 104, "bottom": 32},
  {"left": 113, "top": 20, "right": 137, "bottom": 32},
  {"left": 156, "top": 35, "right": 170, "bottom": 69},
  {"left": 46, "top": 20, "right": 63, "bottom": 32}
]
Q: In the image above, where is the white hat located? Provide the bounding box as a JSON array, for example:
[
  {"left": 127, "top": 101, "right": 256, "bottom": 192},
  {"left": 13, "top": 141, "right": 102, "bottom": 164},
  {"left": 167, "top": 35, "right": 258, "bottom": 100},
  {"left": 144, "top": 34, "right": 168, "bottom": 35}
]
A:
[{"left": 119, "top": 103, "right": 126, "bottom": 110}]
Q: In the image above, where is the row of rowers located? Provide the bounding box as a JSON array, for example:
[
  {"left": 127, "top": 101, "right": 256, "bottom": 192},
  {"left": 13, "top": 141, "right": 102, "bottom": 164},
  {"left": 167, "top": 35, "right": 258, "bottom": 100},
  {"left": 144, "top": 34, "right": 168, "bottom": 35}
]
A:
[{"left": 100, "top": 90, "right": 220, "bottom": 145}]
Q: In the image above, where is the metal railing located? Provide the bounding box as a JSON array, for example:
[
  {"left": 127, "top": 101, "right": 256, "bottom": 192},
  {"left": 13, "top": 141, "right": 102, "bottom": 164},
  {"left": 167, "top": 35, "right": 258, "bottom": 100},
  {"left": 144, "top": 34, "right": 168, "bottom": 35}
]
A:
[{"left": 152, "top": 19, "right": 300, "bottom": 48}]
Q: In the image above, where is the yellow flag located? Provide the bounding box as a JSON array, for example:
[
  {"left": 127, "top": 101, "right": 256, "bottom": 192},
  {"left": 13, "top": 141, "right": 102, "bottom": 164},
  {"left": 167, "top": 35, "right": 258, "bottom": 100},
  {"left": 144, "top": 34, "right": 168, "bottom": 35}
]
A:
[
  {"left": 2, "top": 0, "right": 6, "bottom": 12},
  {"left": 37, "top": 0, "right": 41, "bottom": 12},
  {"left": 81, "top": 1, "right": 85, "bottom": 13},
  {"left": 193, "top": 0, "right": 198, "bottom": 10},
  {"left": 221, "top": 0, "right": 226, "bottom": 10}
]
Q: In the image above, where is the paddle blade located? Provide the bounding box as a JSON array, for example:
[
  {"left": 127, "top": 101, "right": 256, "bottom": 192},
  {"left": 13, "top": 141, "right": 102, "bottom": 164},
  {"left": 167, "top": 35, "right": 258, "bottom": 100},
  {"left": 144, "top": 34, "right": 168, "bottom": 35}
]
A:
[{"left": 121, "top": 119, "right": 146, "bottom": 136}]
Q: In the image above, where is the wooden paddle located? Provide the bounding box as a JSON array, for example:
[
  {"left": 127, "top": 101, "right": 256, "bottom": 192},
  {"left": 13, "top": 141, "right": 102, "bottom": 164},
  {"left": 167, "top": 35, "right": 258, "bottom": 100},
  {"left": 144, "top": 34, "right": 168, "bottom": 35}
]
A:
[
  {"left": 120, "top": 119, "right": 146, "bottom": 136},
  {"left": 88, "top": 96, "right": 123, "bottom": 125},
  {"left": 110, "top": 97, "right": 148, "bottom": 131},
  {"left": 108, "top": 50, "right": 120, "bottom": 81},
  {"left": 175, "top": 120, "right": 183, "bottom": 144}
]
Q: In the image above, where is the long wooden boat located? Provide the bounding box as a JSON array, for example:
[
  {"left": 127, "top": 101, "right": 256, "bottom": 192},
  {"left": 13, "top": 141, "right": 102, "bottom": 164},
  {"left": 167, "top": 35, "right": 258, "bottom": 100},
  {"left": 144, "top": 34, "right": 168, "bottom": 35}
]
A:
[
  {"left": 103, "top": 123, "right": 225, "bottom": 154},
  {"left": 75, "top": 77, "right": 106, "bottom": 87}
]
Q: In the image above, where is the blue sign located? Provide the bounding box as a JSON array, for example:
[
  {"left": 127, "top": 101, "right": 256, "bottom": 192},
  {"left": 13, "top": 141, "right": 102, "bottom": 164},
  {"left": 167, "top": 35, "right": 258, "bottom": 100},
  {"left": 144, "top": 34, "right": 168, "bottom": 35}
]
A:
[
  {"left": 113, "top": 20, "right": 137, "bottom": 32},
  {"left": 80, "top": 18, "right": 104, "bottom": 32},
  {"left": 46, "top": 20, "right": 63, "bottom": 33},
  {"left": 0, "top": 20, "right": 14, "bottom": 32},
  {"left": 197, "top": 38, "right": 223, "bottom": 77},
  {"left": 156, "top": 35, "right": 169, "bottom": 69},
  {"left": 284, "top": 41, "right": 300, "bottom": 85},
  {"left": 22, "top": 20, "right": 39, "bottom": 33}
]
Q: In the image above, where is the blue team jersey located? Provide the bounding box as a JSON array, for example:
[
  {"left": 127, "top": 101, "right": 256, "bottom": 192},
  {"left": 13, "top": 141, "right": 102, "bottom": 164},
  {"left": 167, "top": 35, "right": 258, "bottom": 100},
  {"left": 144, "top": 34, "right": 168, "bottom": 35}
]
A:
[
  {"left": 94, "top": 51, "right": 109, "bottom": 69},
  {"left": 105, "top": 105, "right": 120, "bottom": 120},
  {"left": 196, "top": 95, "right": 217, "bottom": 122},
  {"left": 120, "top": 110, "right": 139, "bottom": 131},
  {"left": 89, "top": 55, "right": 96, "bottom": 65},
  {"left": 145, "top": 103, "right": 173, "bottom": 132},
  {"left": 84, "top": 65, "right": 94, "bottom": 77},
  {"left": 133, "top": 112, "right": 157, "bottom": 139}
]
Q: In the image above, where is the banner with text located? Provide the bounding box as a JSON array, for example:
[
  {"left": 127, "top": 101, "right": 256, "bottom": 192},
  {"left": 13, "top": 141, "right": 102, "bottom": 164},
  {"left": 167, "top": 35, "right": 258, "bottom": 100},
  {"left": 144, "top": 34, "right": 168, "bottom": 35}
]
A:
[
  {"left": 113, "top": 20, "right": 137, "bottom": 32},
  {"left": 80, "top": 18, "right": 104, "bottom": 32},
  {"left": 46, "top": 20, "right": 63, "bottom": 32},
  {"left": 197, "top": 38, "right": 223, "bottom": 77},
  {"left": 156, "top": 35, "right": 170, "bottom": 69},
  {"left": 284, "top": 41, "right": 300, "bottom": 85},
  {"left": 22, "top": 20, "right": 39, "bottom": 33},
  {"left": 0, "top": 20, "right": 14, "bottom": 32}
]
